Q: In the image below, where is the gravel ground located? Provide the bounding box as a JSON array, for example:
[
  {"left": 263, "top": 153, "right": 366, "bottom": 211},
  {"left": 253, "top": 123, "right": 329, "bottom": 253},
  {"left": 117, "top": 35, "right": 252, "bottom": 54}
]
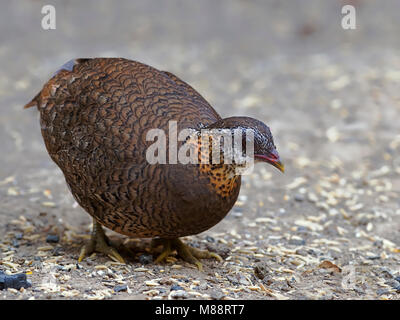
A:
[{"left": 1, "top": 0, "right": 400, "bottom": 300}]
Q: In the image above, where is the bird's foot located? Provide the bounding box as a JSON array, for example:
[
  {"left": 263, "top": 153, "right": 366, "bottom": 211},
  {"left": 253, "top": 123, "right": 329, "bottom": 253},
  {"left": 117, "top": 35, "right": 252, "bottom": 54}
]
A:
[
  {"left": 78, "top": 219, "right": 125, "bottom": 264},
  {"left": 152, "top": 238, "right": 222, "bottom": 271}
]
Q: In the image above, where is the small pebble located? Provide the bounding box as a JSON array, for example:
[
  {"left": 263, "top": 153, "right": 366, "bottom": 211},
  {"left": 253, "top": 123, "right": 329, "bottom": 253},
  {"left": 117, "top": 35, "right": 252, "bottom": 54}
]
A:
[
  {"left": 231, "top": 210, "right": 243, "bottom": 218},
  {"left": 254, "top": 261, "right": 271, "bottom": 280},
  {"left": 114, "top": 284, "right": 128, "bottom": 292},
  {"left": 138, "top": 254, "right": 153, "bottom": 265},
  {"left": 294, "top": 194, "right": 305, "bottom": 202},
  {"left": 210, "top": 290, "right": 225, "bottom": 300},
  {"left": 376, "top": 289, "right": 390, "bottom": 296},
  {"left": 171, "top": 284, "right": 184, "bottom": 291},
  {"left": 0, "top": 271, "right": 32, "bottom": 290},
  {"left": 226, "top": 275, "right": 240, "bottom": 285},
  {"left": 288, "top": 239, "right": 306, "bottom": 246},
  {"left": 295, "top": 248, "right": 308, "bottom": 256},
  {"left": 169, "top": 290, "right": 188, "bottom": 299},
  {"left": 386, "top": 279, "right": 400, "bottom": 290},
  {"left": 308, "top": 249, "right": 318, "bottom": 256},
  {"left": 52, "top": 246, "right": 64, "bottom": 256},
  {"left": 46, "top": 234, "right": 59, "bottom": 243},
  {"left": 15, "top": 233, "right": 23, "bottom": 240},
  {"left": 373, "top": 240, "right": 383, "bottom": 248},
  {"left": 205, "top": 236, "right": 215, "bottom": 243},
  {"left": 296, "top": 226, "right": 308, "bottom": 233},
  {"left": 379, "top": 267, "right": 394, "bottom": 279}
]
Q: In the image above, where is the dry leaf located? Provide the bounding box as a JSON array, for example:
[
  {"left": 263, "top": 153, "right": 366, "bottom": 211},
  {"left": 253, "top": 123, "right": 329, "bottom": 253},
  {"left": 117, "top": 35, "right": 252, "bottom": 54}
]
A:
[{"left": 319, "top": 260, "right": 341, "bottom": 273}]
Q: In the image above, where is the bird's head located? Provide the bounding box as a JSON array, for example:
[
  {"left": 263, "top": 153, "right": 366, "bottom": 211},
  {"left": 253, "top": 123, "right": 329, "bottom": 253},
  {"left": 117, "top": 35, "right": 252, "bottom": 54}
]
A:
[{"left": 205, "top": 116, "right": 284, "bottom": 173}]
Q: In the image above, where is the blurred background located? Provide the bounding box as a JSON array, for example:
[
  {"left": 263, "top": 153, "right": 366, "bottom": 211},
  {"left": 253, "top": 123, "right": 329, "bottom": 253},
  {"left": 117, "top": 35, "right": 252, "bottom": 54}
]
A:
[{"left": 0, "top": 0, "right": 400, "bottom": 299}]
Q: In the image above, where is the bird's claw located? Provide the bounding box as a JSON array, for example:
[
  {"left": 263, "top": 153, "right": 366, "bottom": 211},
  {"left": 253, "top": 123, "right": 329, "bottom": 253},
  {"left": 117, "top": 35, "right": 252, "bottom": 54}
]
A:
[
  {"left": 152, "top": 238, "right": 222, "bottom": 271},
  {"left": 78, "top": 220, "right": 125, "bottom": 264}
]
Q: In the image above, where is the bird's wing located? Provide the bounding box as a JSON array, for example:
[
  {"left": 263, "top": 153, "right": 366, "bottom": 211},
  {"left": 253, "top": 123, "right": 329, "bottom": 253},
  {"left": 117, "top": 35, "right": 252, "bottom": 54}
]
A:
[
  {"left": 25, "top": 58, "right": 223, "bottom": 214},
  {"left": 26, "top": 59, "right": 147, "bottom": 211}
]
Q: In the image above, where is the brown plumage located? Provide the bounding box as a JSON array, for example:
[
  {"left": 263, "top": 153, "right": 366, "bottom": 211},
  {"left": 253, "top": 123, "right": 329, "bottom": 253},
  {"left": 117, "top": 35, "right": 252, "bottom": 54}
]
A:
[{"left": 25, "top": 58, "right": 283, "bottom": 267}]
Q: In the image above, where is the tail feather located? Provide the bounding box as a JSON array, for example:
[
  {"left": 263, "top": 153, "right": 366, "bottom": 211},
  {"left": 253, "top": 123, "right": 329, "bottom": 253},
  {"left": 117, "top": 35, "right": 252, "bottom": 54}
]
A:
[
  {"left": 24, "top": 92, "right": 41, "bottom": 109},
  {"left": 24, "top": 58, "right": 91, "bottom": 110}
]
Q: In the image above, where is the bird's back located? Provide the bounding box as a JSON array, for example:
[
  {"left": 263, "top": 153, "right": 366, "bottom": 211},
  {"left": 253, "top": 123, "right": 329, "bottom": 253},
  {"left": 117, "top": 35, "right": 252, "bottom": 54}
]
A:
[{"left": 27, "top": 58, "right": 221, "bottom": 158}]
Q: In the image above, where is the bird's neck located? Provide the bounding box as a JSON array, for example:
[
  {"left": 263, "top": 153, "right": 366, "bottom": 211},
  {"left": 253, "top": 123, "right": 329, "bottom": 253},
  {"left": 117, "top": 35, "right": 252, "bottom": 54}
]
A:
[{"left": 179, "top": 130, "right": 243, "bottom": 198}]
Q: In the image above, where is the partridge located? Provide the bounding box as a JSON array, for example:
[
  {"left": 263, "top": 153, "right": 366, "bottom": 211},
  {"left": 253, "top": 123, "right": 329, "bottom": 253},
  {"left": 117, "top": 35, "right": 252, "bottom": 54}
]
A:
[{"left": 25, "top": 58, "right": 284, "bottom": 269}]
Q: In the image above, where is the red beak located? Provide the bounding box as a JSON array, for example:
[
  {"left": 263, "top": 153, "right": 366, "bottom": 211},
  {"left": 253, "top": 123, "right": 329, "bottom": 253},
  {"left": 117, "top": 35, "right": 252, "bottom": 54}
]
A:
[{"left": 254, "top": 149, "right": 285, "bottom": 173}]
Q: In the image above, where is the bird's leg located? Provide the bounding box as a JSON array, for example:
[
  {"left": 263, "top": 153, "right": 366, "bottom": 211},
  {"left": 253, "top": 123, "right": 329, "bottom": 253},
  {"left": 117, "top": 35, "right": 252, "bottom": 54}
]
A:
[
  {"left": 78, "top": 219, "right": 125, "bottom": 264},
  {"left": 152, "top": 238, "right": 173, "bottom": 264},
  {"left": 152, "top": 238, "right": 222, "bottom": 271}
]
